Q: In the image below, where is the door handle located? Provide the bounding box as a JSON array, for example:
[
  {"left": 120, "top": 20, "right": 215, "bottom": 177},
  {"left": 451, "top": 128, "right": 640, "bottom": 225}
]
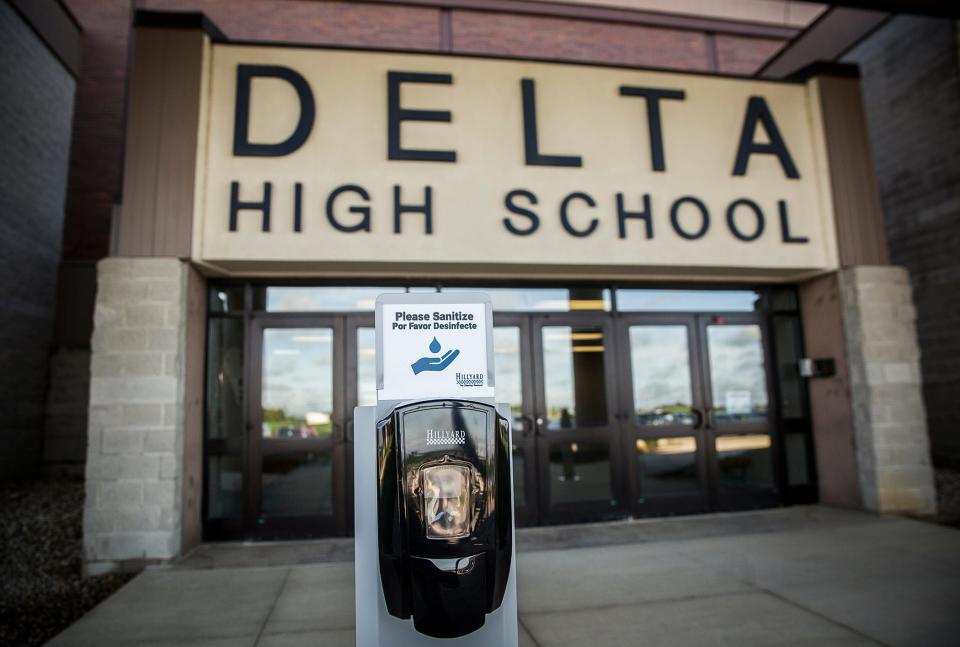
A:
[
  {"left": 691, "top": 408, "right": 704, "bottom": 430},
  {"left": 535, "top": 416, "right": 545, "bottom": 435},
  {"left": 521, "top": 415, "right": 536, "bottom": 437}
]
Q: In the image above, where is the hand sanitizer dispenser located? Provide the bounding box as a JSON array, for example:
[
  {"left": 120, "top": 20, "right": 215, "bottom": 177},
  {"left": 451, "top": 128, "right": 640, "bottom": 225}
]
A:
[{"left": 354, "top": 293, "right": 518, "bottom": 646}]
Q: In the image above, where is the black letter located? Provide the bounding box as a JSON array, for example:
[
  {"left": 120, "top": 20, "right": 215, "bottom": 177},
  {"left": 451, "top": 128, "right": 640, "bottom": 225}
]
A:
[
  {"left": 726, "top": 199, "right": 765, "bottom": 242},
  {"left": 670, "top": 196, "right": 709, "bottom": 240},
  {"left": 233, "top": 65, "right": 315, "bottom": 156},
  {"left": 394, "top": 185, "right": 433, "bottom": 234},
  {"left": 503, "top": 189, "right": 540, "bottom": 236},
  {"left": 617, "top": 193, "right": 653, "bottom": 239},
  {"left": 521, "top": 79, "right": 582, "bottom": 167},
  {"left": 327, "top": 185, "right": 372, "bottom": 233},
  {"left": 229, "top": 181, "right": 272, "bottom": 232},
  {"left": 387, "top": 71, "right": 456, "bottom": 162},
  {"left": 779, "top": 200, "right": 809, "bottom": 243},
  {"left": 732, "top": 96, "right": 800, "bottom": 178},
  {"left": 293, "top": 183, "right": 302, "bottom": 232},
  {"left": 560, "top": 192, "right": 598, "bottom": 237},
  {"left": 618, "top": 86, "right": 685, "bottom": 172}
]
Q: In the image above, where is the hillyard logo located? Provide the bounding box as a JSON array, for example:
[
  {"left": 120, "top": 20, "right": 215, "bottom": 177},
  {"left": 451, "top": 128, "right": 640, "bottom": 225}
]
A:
[
  {"left": 456, "top": 372, "right": 484, "bottom": 387},
  {"left": 426, "top": 429, "right": 467, "bottom": 446}
]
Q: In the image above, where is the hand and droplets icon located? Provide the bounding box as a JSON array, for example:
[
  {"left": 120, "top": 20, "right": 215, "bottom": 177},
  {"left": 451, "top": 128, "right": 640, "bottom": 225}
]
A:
[{"left": 411, "top": 336, "right": 460, "bottom": 375}]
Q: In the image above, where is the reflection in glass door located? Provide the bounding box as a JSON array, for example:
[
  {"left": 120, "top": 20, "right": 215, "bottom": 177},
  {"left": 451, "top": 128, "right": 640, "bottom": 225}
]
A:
[
  {"left": 250, "top": 319, "right": 344, "bottom": 537},
  {"left": 354, "top": 326, "right": 377, "bottom": 408},
  {"left": 619, "top": 318, "right": 708, "bottom": 516},
  {"left": 491, "top": 316, "right": 536, "bottom": 525},
  {"left": 534, "top": 315, "right": 623, "bottom": 523},
  {"left": 204, "top": 317, "right": 245, "bottom": 539},
  {"left": 346, "top": 316, "right": 375, "bottom": 534},
  {"left": 208, "top": 285, "right": 796, "bottom": 540},
  {"left": 239, "top": 299, "right": 778, "bottom": 539},
  {"left": 618, "top": 314, "right": 777, "bottom": 514},
  {"left": 701, "top": 318, "right": 777, "bottom": 508}
]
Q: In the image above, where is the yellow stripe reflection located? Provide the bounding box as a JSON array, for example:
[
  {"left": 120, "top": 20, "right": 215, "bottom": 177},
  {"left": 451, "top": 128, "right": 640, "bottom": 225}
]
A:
[
  {"left": 572, "top": 346, "right": 605, "bottom": 352},
  {"left": 571, "top": 332, "right": 603, "bottom": 341},
  {"left": 570, "top": 299, "right": 606, "bottom": 310},
  {"left": 715, "top": 435, "right": 771, "bottom": 451}
]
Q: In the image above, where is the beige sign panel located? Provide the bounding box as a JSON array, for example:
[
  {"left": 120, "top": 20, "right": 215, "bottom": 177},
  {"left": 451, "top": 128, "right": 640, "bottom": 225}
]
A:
[{"left": 194, "top": 44, "right": 838, "bottom": 279}]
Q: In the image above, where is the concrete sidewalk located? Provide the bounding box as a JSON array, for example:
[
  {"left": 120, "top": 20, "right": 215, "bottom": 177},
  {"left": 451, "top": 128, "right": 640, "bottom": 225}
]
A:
[{"left": 48, "top": 507, "right": 960, "bottom": 647}]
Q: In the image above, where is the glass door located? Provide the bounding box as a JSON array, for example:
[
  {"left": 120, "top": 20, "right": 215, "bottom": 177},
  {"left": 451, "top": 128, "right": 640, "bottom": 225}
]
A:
[
  {"left": 698, "top": 314, "right": 779, "bottom": 509},
  {"left": 617, "top": 313, "right": 778, "bottom": 514},
  {"left": 248, "top": 316, "right": 345, "bottom": 538},
  {"left": 346, "top": 314, "right": 375, "bottom": 535},
  {"left": 533, "top": 314, "right": 625, "bottom": 523},
  {"left": 492, "top": 314, "right": 537, "bottom": 526},
  {"left": 616, "top": 315, "right": 709, "bottom": 516}
]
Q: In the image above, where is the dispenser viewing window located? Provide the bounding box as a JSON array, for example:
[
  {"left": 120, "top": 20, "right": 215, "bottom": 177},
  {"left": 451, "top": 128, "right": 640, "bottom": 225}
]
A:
[{"left": 422, "top": 462, "right": 474, "bottom": 540}]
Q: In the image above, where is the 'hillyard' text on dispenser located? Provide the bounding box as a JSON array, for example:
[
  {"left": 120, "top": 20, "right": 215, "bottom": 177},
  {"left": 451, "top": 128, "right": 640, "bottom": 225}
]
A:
[{"left": 353, "top": 293, "right": 519, "bottom": 646}]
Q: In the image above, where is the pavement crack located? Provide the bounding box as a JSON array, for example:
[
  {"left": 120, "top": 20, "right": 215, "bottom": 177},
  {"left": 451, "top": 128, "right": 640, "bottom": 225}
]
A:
[
  {"left": 754, "top": 585, "right": 892, "bottom": 647},
  {"left": 521, "top": 588, "right": 746, "bottom": 617},
  {"left": 518, "top": 615, "right": 544, "bottom": 647},
  {"left": 253, "top": 567, "right": 292, "bottom": 647}
]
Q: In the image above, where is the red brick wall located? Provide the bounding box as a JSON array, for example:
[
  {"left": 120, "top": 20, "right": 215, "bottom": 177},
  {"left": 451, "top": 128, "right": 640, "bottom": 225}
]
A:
[
  {"left": 60, "top": 0, "right": 132, "bottom": 260},
  {"left": 141, "top": 0, "right": 441, "bottom": 49},
  {"left": 715, "top": 34, "right": 785, "bottom": 75},
  {"left": 451, "top": 10, "right": 712, "bottom": 70}
]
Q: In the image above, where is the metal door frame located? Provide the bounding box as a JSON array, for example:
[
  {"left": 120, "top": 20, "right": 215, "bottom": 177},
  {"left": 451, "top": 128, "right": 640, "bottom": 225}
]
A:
[
  {"left": 343, "top": 313, "right": 374, "bottom": 535},
  {"left": 614, "top": 311, "right": 782, "bottom": 515},
  {"left": 695, "top": 312, "right": 781, "bottom": 511},
  {"left": 613, "top": 313, "right": 710, "bottom": 517},
  {"left": 492, "top": 314, "right": 538, "bottom": 526},
  {"left": 530, "top": 312, "right": 627, "bottom": 525}
]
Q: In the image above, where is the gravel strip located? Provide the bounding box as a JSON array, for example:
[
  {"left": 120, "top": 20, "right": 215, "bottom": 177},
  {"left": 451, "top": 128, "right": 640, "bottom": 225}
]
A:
[{"left": 0, "top": 479, "right": 134, "bottom": 647}]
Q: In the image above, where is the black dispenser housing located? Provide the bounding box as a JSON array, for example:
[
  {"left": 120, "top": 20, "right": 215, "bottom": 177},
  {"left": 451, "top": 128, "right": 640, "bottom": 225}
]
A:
[{"left": 377, "top": 399, "right": 512, "bottom": 638}]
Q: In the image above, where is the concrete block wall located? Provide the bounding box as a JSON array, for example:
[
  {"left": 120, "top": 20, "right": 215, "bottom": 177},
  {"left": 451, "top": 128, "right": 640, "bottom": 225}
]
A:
[
  {"left": 83, "top": 258, "right": 194, "bottom": 574},
  {"left": 839, "top": 266, "right": 937, "bottom": 514}
]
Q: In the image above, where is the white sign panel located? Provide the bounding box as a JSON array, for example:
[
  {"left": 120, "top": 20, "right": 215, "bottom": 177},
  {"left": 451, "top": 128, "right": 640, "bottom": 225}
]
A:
[
  {"left": 725, "top": 390, "right": 752, "bottom": 415},
  {"left": 378, "top": 299, "right": 494, "bottom": 401},
  {"left": 196, "top": 45, "right": 840, "bottom": 280}
]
